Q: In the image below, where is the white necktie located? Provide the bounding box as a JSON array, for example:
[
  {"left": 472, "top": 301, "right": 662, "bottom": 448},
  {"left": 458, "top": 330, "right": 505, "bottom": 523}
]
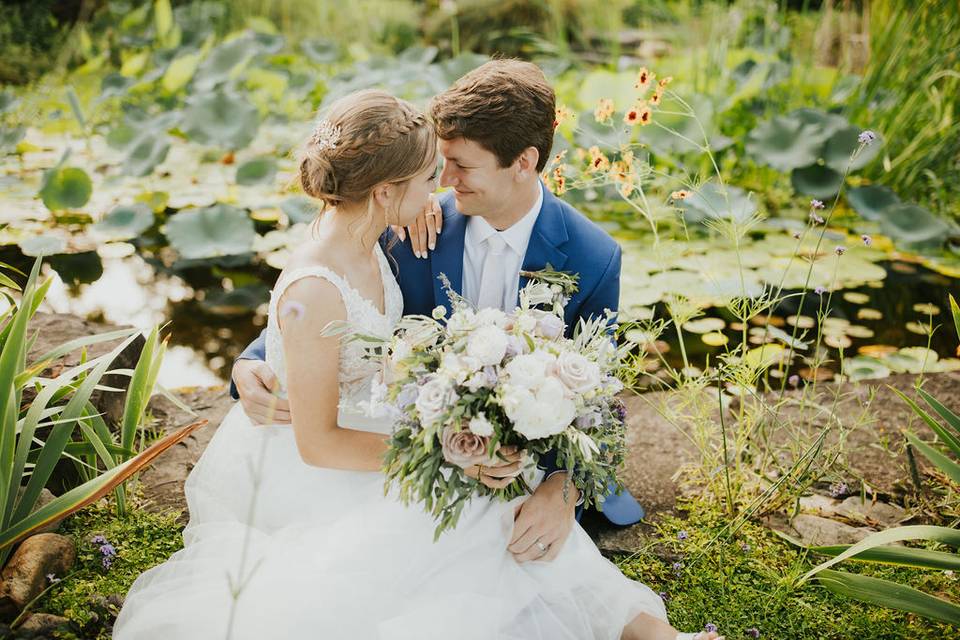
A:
[{"left": 477, "top": 234, "right": 508, "bottom": 310}]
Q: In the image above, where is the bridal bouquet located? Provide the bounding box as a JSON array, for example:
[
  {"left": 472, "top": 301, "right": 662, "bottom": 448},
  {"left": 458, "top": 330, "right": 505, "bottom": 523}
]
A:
[{"left": 358, "top": 270, "right": 628, "bottom": 539}]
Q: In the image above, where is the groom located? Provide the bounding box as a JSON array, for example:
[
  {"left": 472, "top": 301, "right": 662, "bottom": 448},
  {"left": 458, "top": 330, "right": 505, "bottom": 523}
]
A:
[{"left": 231, "top": 59, "right": 643, "bottom": 562}]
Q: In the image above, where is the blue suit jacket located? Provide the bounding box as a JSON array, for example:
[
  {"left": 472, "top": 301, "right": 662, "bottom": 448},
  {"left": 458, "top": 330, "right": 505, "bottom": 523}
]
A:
[{"left": 233, "top": 186, "right": 643, "bottom": 525}]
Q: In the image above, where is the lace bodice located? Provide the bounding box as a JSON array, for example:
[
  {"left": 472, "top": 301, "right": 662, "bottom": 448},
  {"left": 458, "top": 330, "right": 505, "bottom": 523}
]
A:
[{"left": 265, "top": 244, "right": 403, "bottom": 415}]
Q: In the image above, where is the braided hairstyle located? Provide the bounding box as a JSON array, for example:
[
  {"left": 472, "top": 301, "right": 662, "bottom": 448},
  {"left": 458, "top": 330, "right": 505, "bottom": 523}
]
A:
[{"left": 299, "top": 90, "right": 437, "bottom": 223}]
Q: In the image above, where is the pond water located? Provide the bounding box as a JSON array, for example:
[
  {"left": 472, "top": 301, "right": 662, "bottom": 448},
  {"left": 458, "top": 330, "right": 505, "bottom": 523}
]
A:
[{"left": 10, "top": 218, "right": 958, "bottom": 389}]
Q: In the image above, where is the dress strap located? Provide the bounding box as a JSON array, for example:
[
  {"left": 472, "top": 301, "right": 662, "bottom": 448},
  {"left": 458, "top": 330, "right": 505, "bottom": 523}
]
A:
[{"left": 268, "top": 266, "right": 354, "bottom": 328}]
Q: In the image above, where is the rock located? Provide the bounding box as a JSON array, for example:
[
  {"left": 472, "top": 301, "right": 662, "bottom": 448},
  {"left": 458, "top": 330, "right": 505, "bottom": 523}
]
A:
[
  {"left": 17, "top": 612, "right": 69, "bottom": 635},
  {"left": 0, "top": 534, "right": 76, "bottom": 622},
  {"left": 798, "top": 494, "right": 842, "bottom": 518},
  {"left": 835, "top": 496, "right": 908, "bottom": 527},
  {"left": 765, "top": 513, "right": 875, "bottom": 547},
  {"left": 14, "top": 489, "right": 61, "bottom": 535}
]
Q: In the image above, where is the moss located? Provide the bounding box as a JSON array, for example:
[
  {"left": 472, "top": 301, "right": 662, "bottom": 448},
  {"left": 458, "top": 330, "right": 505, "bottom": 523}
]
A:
[
  {"left": 612, "top": 499, "right": 959, "bottom": 639},
  {"left": 32, "top": 499, "right": 184, "bottom": 640}
]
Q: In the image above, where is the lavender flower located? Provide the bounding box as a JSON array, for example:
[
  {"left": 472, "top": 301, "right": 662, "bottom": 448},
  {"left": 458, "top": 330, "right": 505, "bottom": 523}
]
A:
[
  {"left": 835, "top": 245, "right": 846, "bottom": 256},
  {"left": 704, "top": 622, "right": 718, "bottom": 633},
  {"left": 810, "top": 199, "right": 825, "bottom": 210},
  {"left": 672, "top": 561, "right": 684, "bottom": 574},
  {"left": 792, "top": 230, "right": 802, "bottom": 240},
  {"left": 97, "top": 540, "right": 118, "bottom": 570},
  {"left": 809, "top": 212, "right": 825, "bottom": 225},
  {"left": 788, "top": 374, "right": 800, "bottom": 387},
  {"left": 91, "top": 535, "right": 107, "bottom": 545},
  {"left": 741, "top": 542, "right": 752, "bottom": 553},
  {"left": 46, "top": 573, "right": 60, "bottom": 584},
  {"left": 861, "top": 234, "right": 873, "bottom": 246},
  {"left": 677, "top": 530, "right": 689, "bottom": 541},
  {"left": 658, "top": 591, "right": 670, "bottom": 602},
  {"left": 747, "top": 628, "right": 761, "bottom": 638},
  {"left": 858, "top": 130, "right": 876, "bottom": 145},
  {"left": 814, "top": 286, "right": 826, "bottom": 296}
]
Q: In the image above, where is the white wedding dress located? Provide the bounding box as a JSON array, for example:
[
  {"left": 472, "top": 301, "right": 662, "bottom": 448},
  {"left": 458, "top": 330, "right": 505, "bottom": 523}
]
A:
[{"left": 114, "top": 244, "right": 667, "bottom": 639}]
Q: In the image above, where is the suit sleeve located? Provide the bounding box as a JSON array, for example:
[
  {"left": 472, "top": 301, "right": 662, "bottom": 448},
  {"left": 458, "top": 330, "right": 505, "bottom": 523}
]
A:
[
  {"left": 537, "top": 243, "right": 621, "bottom": 480},
  {"left": 229, "top": 328, "right": 267, "bottom": 400}
]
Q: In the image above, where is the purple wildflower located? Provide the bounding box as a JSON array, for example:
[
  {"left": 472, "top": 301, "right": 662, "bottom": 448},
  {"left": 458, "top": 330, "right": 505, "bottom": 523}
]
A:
[
  {"left": 613, "top": 400, "right": 627, "bottom": 423},
  {"left": 809, "top": 212, "right": 825, "bottom": 225},
  {"left": 91, "top": 535, "right": 107, "bottom": 545},
  {"left": 788, "top": 374, "right": 800, "bottom": 387},
  {"left": 835, "top": 245, "right": 846, "bottom": 256},
  {"left": 704, "top": 622, "right": 718, "bottom": 633},
  {"left": 814, "top": 286, "right": 826, "bottom": 296},
  {"left": 672, "top": 561, "right": 684, "bottom": 574},
  {"left": 829, "top": 481, "right": 849, "bottom": 498},
  {"left": 741, "top": 542, "right": 752, "bottom": 553},
  {"left": 747, "top": 628, "right": 761, "bottom": 638},
  {"left": 810, "top": 199, "right": 825, "bottom": 210},
  {"left": 678, "top": 530, "right": 689, "bottom": 541},
  {"left": 861, "top": 234, "right": 873, "bottom": 246},
  {"left": 658, "top": 591, "right": 670, "bottom": 602},
  {"left": 792, "top": 230, "right": 802, "bottom": 240},
  {"left": 46, "top": 573, "right": 60, "bottom": 584},
  {"left": 102, "top": 556, "right": 114, "bottom": 570},
  {"left": 857, "top": 130, "right": 876, "bottom": 145}
]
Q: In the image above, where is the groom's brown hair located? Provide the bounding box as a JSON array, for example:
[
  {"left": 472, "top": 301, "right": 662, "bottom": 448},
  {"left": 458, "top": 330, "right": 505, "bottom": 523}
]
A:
[{"left": 429, "top": 59, "right": 555, "bottom": 172}]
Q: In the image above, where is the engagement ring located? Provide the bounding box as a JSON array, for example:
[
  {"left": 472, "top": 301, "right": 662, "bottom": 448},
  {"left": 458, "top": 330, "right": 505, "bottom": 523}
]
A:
[{"left": 535, "top": 541, "right": 548, "bottom": 555}]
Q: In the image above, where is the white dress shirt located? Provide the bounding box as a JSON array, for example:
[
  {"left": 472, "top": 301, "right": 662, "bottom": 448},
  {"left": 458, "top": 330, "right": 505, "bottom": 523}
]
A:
[{"left": 462, "top": 183, "right": 544, "bottom": 311}]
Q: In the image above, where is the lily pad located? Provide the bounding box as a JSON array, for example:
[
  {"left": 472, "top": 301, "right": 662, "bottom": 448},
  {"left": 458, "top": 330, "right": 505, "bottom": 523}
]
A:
[
  {"left": 905, "top": 321, "right": 933, "bottom": 336},
  {"left": 679, "top": 183, "right": 757, "bottom": 224},
  {"left": 823, "top": 126, "right": 882, "bottom": 172},
  {"left": 742, "top": 344, "right": 787, "bottom": 370},
  {"left": 236, "top": 156, "right": 277, "bottom": 186},
  {"left": 791, "top": 164, "right": 844, "bottom": 199},
  {"left": 843, "top": 356, "right": 891, "bottom": 382},
  {"left": 844, "top": 325, "right": 875, "bottom": 339},
  {"left": 92, "top": 203, "right": 155, "bottom": 241},
  {"left": 878, "top": 203, "right": 951, "bottom": 250},
  {"left": 683, "top": 317, "right": 726, "bottom": 334},
  {"left": 194, "top": 33, "right": 257, "bottom": 91},
  {"left": 39, "top": 166, "right": 93, "bottom": 211},
  {"left": 124, "top": 132, "right": 170, "bottom": 176},
  {"left": 19, "top": 235, "right": 67, "bottom": 257},
  {"left": 182, "top": 90, "right": 260, "bottom": 150},
  {"left": 846, "top": 185, "right": 900, "bottom": 222},
  {"left": 701, "top": 332, "right": 729, "bottom": 346},
  {"left": 1, "top": 125, "right": 26, "bottom": 152},
  {"left": 858, "top": 344, "right": 897, "bottom": 357},
  {"left": 746, "top": 115, "right": 823, "bottom": 171},
  {"left": 913, "top": 303, "right": 941, "bottom": 315},
  {"left": 789, "top": 108, "right": 849, "bottom": 144},
  {"left": 165, "top": 203, "right": 256, "bottom": 259},
  {"left": 857, "top": 308, "right": 883, "bottom": 321},
  {"left": 280, "top": 196, "right": 319, "bottom": 224},
  {"left": 786, "top": 315, "right": 816, "bottom": 329},
  {"left": 301, "top": 38, "right": 340, "bottom": 64}
]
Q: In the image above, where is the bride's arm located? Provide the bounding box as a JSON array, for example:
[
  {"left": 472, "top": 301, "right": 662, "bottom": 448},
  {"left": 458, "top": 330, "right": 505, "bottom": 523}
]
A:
[{"left": 278, "top": 277, "right": 388, "bottom": 471}]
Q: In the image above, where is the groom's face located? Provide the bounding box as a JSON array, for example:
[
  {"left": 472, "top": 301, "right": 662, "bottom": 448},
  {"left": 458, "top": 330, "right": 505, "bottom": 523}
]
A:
[{"left": 438, "top": 137, "right": 516, "bottom": 217}]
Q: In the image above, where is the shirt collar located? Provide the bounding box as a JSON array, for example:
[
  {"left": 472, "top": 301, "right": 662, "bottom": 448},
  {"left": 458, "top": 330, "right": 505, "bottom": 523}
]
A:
[{"left": 465, "top": 182, "right": 544, "bottom": 255}]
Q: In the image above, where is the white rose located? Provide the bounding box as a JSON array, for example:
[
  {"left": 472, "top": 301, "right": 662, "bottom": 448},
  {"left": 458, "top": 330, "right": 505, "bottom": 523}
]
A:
[
  {"left": 466, "top": 325, "right": 508, "bottom": 366},
  {"left": 556, "top": 351, "right": 601, "bottom": 395},
  {"left": 415, "top": 377, "right": 454, "bottom": 425},
  {"left": 502, "top": 352, "right": 552, "bottom": 389},
  {"left": 468, "top": 413, "right": 495, "bottom": 437},
  {"left": 476, "top": 308, "right": 508, "bottom": 327},
  {"left": 501, "top": 378, "right": 576, "bottom": 439},
  {"left": 515, "top": 312, "right": 538, "bottom": 334},
  {"left": 532, "top": 310, "right": 564, "bottom": 340},
  {"left": 446, "top": 309, "right": 477, "bottom": 334}
]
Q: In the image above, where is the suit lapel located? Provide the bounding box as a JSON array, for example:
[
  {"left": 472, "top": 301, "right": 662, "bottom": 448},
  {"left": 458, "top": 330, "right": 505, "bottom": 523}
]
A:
[
  {"left": 518, "top": 187, "right": 569, "bottom": 303},
  {"left": 430, "top": 203, "right": 467, "bottom": 317}
]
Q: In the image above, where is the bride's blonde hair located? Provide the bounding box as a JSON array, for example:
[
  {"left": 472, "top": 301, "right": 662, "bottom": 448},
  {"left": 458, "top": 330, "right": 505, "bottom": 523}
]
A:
[{"left": 298, "top": 90, "right": 437, "bottom": 244}]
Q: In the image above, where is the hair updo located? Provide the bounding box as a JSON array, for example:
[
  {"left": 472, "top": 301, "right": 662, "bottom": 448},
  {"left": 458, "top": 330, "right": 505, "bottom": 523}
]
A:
[{"left": 298, "top": 89, "right": 437, "bottom": 217}]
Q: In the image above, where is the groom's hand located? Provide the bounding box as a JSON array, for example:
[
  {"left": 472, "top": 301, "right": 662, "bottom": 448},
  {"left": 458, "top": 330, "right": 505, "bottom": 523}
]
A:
[
  {"left": 508, "top": 472, "right": 579, "bottom": 563},
  {"left": 233, "top": 359, "right": 291, "bottom": 425},
  {"left": 392, "top": 194, "right": 442, "bottom": 259},
  {"left": 464, "top": 446, "right": 523, "bottom": 489}
]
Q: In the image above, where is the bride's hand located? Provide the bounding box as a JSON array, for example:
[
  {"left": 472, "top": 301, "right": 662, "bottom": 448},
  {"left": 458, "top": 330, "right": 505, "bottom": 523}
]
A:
[
  {"left": 233, "top": 359, "right": 291, "bottom": 425},
  {"left": 391, "top": 194, "right": 442, "bottom": 259},
  {"left": 464, "top": 446, "right": 524, "bottom": 490}
]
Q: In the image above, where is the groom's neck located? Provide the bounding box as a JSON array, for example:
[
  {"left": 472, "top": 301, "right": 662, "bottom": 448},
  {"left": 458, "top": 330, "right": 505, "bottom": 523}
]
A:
[{"left": 483, "top": 179, "right": 541, "bottom": 232}]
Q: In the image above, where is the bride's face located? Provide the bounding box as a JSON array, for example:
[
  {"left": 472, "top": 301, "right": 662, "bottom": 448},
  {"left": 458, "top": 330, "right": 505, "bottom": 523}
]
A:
[{"left": 389, "top": 159, "right": 440, "bottom": 227}]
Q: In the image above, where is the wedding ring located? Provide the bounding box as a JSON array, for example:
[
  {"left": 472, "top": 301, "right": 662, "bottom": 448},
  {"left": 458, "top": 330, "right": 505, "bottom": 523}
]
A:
[{"left": 535, "top": 540, "right": 548, "bottom": 555}]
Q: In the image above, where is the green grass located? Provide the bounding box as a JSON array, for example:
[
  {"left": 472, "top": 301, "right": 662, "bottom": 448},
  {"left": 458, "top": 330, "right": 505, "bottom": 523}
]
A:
[
  {"left": 31, "top": 498, "right": 184, "bottom": 640},
  {"left": 613, "top": 500, "right": 960, "bottom": 639}
]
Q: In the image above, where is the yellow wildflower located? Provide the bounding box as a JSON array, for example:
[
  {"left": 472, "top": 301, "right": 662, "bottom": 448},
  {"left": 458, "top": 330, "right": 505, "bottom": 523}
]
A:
[
  {"left": 649, "top": 88, "right": 662, "bottom": 106},
  {"left": 624, "top": 107, "right": 641, "bottom": 125},
  {"left": 554, "top": 175, "right": 567, "bottom": 195},
  {"left": 609, "top": 160, "right": 630, "bottom": 183},
  {"left": 621, "top": 149, "right": 635, "bottom": 169},
  {"left": 658, "top": 76, "right": 673, "bottom": 88},
  {"left": 619, "top": 179, "right": 635, "bottom": 198},
  {"left": 593, "top": 98, "right": 615, "bottom": 124},
  {"left": 638, "top": 105, "right": 653, "bottom": 126},
  {"left": 670, "top": 190, "right": 691, "bottom": 201},
  {"left": 589, "top": 152, "right": 610, "bottom": 173},
  {"left": 634, "top": 68, "right": 652, "bottom": 90},
  {"left": 554, "top": 105, "right": 574, "bottom": 129}
]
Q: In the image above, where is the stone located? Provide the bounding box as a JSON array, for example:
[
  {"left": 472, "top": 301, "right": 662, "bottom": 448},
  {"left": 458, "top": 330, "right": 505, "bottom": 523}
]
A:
[
  {"left": 15, "top": 489, "right": 61, "bottom": 535},
  {"left": 798, "top": 494, "right": 842, "bottom": 519},
  {"left": 766, "top": 513, "right": 875, "bottom": 547},
  {"left": 835, "top": 496, "right": 908, "bottom": 528},
  {"left": 17, "top": 612, "right": 70, "bottom": 635},
  {"left": 0, "top": 534, "right": 76, "bottom": 622}
]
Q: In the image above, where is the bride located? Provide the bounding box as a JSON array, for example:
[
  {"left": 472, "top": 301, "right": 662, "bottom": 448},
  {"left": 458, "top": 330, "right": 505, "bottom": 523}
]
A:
[{"left": 113, "top": 89, "right": 721, "bottom": 640}]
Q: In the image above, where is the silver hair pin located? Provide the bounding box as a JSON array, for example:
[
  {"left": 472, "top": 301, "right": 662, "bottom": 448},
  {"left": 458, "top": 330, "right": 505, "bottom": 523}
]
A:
[{"left": 310, "top": 119, "right": 341, "bottom": 151}]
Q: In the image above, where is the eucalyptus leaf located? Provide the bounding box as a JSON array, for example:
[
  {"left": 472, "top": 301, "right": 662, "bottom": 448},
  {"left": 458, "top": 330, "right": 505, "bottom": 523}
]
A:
[
  {"left": 181, "top": 90, "right": 259, "bottom": 150},
  {"left": 846, "top": 185, "right": 900, "bottom": 221},
  {"left": 92, "top": 204, "right": 155, "bottom": 241},
  {"left": 791, "top": 164, "right": 844, "bottom": 199},
  {"left": 165, "top": 203, "right": 256, "bottom": 259}
]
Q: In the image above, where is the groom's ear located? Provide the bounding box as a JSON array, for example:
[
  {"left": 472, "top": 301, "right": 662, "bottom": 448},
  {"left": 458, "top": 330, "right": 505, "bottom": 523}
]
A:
[{"left": 514, "top": 146, "right": 540, "bottom": 180}]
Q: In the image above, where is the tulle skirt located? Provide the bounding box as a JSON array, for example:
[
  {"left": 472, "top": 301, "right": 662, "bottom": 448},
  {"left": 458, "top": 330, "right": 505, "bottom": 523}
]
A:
[{"left": 113, "top": 403, "right": 667, "bottom": 639}]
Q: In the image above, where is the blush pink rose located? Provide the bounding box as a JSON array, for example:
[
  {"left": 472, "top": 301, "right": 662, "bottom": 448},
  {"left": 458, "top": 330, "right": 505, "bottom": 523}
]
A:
[{"left": 441, "top": 425, "right": 495, "bottom": 469}]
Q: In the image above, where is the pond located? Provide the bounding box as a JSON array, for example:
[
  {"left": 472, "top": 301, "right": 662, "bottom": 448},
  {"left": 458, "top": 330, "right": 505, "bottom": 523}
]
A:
[{"left": 12, "top": 214, "right": 959, "bottom": 390}]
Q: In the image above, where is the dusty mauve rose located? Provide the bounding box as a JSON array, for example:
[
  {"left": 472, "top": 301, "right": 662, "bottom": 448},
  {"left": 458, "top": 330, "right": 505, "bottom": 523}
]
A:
[{"left": 441, "top": 425, "right": 494, "bottom": 468}]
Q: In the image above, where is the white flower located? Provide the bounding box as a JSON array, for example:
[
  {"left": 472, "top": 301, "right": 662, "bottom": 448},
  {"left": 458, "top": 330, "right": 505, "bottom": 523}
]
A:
[
  {"left": 466, "top": 325, "right": 508, "bottom": 366},
  {"left": 432, "top": 305, "right": 447, "bottom": 319},
  {"left": 532, "top": 310, "right": 564, "bottom": 340},
  {"left": 501, "top": 377, "right": 576, "bottom": 439},
  {"left": 556, "top": 351, "right": 601, "bottom": 395},
  {"left": 468, "top": 413, "right": 495, "bottom": 437},
  {"left": 446, "top": 308, "right": 477, "bottom": 334},
  {"left": 390, "top": 338, "right": 413, "bottom": 366},
  {"left": 415, "top": 377, "right": 454, "bottom": 425},
  {"left": 476, "top": 307, "right": 508, "bottom": 327},
  {"left": 439, "top": 352, "right": 481, "bottom": 384},
  {"left": 502, "top": 352, "right": 554, "bottom": 389},
  {"left": 521, "top": 282, "right": 554, "bottom": 307},
  {"left": 515, "top": 311, "right": 538, "bottom": 334},
  {"left": 567, "top": 427, "right": 600, "bottom": 462}
]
